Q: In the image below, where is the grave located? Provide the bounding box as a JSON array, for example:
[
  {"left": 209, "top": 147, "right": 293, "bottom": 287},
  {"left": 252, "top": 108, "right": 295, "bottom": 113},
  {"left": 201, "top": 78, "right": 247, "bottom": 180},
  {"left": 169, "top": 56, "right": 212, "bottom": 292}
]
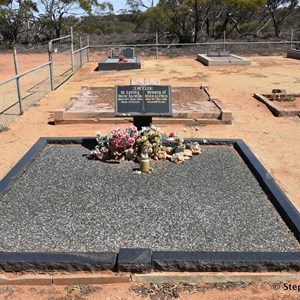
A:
[
  {"left": 53, "top": 79, "right": 232, "bottom": 125},
  {"left": 0, "top": 137, "right": 299, "bottom": 272},
  {"left": 98, "top": 47, "right": 141, "bottom": 71},
  {"left": 115, "top": 84, "right": 172, "bottom": 128},
  {"left": 197, "top": 52, "right": 251, "bottom": 66},
  {"left": 287, "top": 49, "right": 300, "bottom": 60},
  {"left": 254, "top": 91, "right": 300, "bottom": 117}
]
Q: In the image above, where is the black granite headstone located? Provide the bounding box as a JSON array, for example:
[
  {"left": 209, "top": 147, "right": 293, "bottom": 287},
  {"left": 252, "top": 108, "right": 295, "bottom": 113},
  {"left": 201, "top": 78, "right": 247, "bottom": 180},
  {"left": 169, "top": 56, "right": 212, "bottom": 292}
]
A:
[
  {"left": 122, "top": 48, "right": 135, "bottom": 58},
  {"left": 115, "top": 85, "right": 172, "bottom": 116}
]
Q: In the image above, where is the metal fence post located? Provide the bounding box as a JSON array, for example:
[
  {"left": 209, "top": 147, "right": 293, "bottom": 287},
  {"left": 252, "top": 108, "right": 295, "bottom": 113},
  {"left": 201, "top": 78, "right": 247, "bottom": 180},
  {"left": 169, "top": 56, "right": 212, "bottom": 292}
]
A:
[
  {"left": 13, "top": 48, "right": 23, "bottom": 115},
  {"left": 71, "top": 27, "right": 75, "bottom": 73},
  {"left": 48, "top": 41, "right": 55, "bottom": 91},
  {"left": 156, "top": 33, "right": 159, "bottom": 60},
  {"left": 87, "top": 35, "right": 90, "bottom": 63},
  {"left": 79, "top": 36, "right": 83, "bottom": 68}
]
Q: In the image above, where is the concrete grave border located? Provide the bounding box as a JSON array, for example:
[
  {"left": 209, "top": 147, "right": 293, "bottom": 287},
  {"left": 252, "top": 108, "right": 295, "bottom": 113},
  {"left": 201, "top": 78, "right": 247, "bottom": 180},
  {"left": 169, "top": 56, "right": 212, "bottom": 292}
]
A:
[
  {"left": 197, "top": 54, "right": 251, "bottom": 66},
  {"left": 254, "top": 93, "right": 300, "bottom": 117},
  {"left": 0, "top": 137, "right": 299, "bottom": 273},
  {"left": 53, "top": 85, "right": 232, "bottom": 125},
  {"left": 287, "top": 49, "right": 300, "bottom": 60}
]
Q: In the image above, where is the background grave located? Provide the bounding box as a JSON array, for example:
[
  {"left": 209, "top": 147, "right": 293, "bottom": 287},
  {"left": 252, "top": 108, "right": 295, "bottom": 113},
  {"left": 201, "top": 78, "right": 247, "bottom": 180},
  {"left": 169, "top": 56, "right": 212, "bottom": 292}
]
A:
[
  {"left": 254, "top": 92, "right": 300, "bottom": 117},
  {"left": 98, "top": 47, "right": 141, "bottom": 71},
  {"left": 197, "top": 53, "right": 251, "bottom": 66}
]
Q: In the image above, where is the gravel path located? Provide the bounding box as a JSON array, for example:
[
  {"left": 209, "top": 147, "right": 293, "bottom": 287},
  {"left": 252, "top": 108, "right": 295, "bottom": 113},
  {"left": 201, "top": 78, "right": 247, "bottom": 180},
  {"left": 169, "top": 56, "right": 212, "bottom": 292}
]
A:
[{"left": 0, "top": 144, "right": 299, "bottom": 252}]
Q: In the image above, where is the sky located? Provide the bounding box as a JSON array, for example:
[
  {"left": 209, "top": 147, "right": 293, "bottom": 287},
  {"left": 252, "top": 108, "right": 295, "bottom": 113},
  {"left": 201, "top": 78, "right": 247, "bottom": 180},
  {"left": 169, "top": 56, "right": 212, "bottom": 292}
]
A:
[{"left": 109, "top": 0, "right": 128, "bottom": 13}]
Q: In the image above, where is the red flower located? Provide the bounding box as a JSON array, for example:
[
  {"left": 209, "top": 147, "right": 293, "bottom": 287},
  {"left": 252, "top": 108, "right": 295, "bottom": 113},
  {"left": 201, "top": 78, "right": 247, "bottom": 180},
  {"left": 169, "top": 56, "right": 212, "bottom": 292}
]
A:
[{"left": 169, "top": 132, "right": 175, "bottom": 137}]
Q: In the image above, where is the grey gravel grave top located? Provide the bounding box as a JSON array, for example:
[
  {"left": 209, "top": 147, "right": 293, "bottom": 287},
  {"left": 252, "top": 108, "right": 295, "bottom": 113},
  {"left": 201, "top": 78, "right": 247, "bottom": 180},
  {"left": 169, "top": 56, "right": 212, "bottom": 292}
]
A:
[{"left": 0, "top": 144, "right": 299, "bottom": 253}]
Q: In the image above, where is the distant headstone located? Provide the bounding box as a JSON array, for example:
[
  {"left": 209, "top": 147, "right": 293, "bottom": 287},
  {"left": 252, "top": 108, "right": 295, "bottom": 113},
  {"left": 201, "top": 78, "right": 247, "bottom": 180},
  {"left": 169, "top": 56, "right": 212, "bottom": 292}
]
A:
[
  {"left": 123, "top": 47, "right": 135, "bottom": 58},
  {"left": 111, "top": 47, "right": 123, "bottom": 58},
  {"left": 111, "top": 47, "right": 135, "bottom": 58},
  {"left": 115, "top": 85, "right": 171, "bottom": 116}
]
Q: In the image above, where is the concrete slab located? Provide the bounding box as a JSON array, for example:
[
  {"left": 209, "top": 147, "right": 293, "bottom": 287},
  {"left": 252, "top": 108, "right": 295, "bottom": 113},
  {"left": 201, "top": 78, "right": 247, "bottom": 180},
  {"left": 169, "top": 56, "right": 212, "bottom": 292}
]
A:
[
  {"left": 197, "top": 54, "right": 251, "bottom": 66},
  {"left": 98, "top": 56, "right": 141, "bottom": 71},
  {"left": 53, "top": 86, "right": 232, "bottom": 125}
]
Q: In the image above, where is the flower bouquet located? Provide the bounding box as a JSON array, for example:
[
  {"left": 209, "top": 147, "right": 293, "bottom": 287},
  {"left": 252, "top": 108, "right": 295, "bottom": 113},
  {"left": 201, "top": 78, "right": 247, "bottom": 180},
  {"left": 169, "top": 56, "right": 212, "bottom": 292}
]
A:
[
  {"left": 90, "top": 125, "right": 202, "bottom": 165},
  {"left": 90, "top": 125, "right": 138, "bottom": 162}
]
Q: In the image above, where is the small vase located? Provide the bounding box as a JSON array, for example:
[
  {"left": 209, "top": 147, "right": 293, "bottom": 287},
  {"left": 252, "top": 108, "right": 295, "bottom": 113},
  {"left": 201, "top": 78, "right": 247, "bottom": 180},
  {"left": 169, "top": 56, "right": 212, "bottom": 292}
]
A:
[{"left": 139, "top": 157, "right": 150, "bottom": 173}]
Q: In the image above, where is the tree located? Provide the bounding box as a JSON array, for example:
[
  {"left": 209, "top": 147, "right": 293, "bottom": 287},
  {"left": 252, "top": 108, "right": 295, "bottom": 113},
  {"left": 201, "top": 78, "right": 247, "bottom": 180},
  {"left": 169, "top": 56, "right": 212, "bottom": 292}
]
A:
[
  {"left": 138, "top": 0, "right": 268, "bottom": 43},
  {"left": 266, "top": 0, "right": 299, "bottom": 37},
  {"left": 0, "top": 0, "right": 38, "bottom": 44},
  {"left": 125, "top": 0, "right": 158, "bottom": 13},
  {"left": 36, "top": 0, "right": 113, "bottom": 39},
  {"left": 139, "top": 0, "right": 202, "bottom": 43}
]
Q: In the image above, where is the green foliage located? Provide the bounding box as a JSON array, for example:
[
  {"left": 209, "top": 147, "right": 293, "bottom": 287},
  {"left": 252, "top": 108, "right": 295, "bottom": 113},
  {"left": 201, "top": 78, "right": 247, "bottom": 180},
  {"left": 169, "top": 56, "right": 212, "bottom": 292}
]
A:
[
  {"left": 0, "top": 0, "right": 38, "bottom": 44},
  {"left": 226, "top": 0, "right": 266, "bottom": 9},
  {"left": 0, "top": 0, "right": 299, "bottom": 46},
  {"left": 266, "top": 0, "right": 299, "bottom": 36},
  {"left": 239, "top": 21, "right": 260, "bottom": 33}
]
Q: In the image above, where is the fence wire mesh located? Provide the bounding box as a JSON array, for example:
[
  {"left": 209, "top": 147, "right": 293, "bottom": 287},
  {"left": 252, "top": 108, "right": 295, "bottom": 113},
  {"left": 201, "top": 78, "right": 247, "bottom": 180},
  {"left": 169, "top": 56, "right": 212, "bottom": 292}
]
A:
[
  {"left": 73, "top": 36, "right": 89, "bottom": 71},
  {"left": 50, "top": 35, "right": 73, "bottom": 88},
  {"left": 74, "top": 48, "right": 89, "bottom": 71},
  {"left": 0, "top": 64, "right": 51, "bottom": 131},
  {"left": 19, "top": 65, "right": 51, "bottom": 112},
  {"left": 89, "top": 40, "right": 297, "bottom": 61},
  {"left": 0, "top": 79, "right": 20, "bottom": 131},
  {"left": 0, "top": 32, "right": 89, "bottom": 131}
]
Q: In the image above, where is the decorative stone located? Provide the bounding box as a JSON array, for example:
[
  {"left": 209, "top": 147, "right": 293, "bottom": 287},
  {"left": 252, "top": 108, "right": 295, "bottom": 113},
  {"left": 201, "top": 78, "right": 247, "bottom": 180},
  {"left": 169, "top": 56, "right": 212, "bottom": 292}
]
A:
[
  {"left": 191, "top": 143, "right": 202, "bottom": 155},
  {"left": 183, "top": 149, "right": 193, "bottom": 157},
  {"left": 171, "top": 152, "right": 186, "bottom": 164},
  {"left": 157, "top": 151, "right": 171, "bottom": 161},
  {"left": 165, "top": 147, "right": 173, "bottom": 155}
]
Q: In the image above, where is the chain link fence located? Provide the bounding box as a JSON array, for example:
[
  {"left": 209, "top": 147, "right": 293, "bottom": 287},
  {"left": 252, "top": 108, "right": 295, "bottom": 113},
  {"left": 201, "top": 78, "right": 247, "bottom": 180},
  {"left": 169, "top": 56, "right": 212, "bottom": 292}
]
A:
[
  {"left": 19, "top": 64, "right": 51, "bottom": 112},
  {"left": 49, "top": 34, "right": 73, "bottom": 89},
  {"left": 89, "top": 40, "right": 300, "bottom": 60},
  {"left": 73, "top": 36, "right": 90, "bottom": 71},
  {"left": 0, "top": 79, "right": 20, "bottom": 131}
]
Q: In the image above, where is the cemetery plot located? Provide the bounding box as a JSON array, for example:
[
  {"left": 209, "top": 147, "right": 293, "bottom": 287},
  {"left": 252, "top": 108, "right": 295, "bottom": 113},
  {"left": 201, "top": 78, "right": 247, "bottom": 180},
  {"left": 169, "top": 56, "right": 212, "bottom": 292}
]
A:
[
  {"left": 98, "top": 47, "right": 141, "bottom": 71},
  {"left": 0, "top": 138, "right": 299, "bottom": 272},
  {"left": 53, "top": 86, "right": 231, "bottom": 124},
  {"left": 197, "top": 53, "right": 251, "bottom": 66},
  {"left": 254, "top": 92, "right": 300, "bottom": 117}
]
